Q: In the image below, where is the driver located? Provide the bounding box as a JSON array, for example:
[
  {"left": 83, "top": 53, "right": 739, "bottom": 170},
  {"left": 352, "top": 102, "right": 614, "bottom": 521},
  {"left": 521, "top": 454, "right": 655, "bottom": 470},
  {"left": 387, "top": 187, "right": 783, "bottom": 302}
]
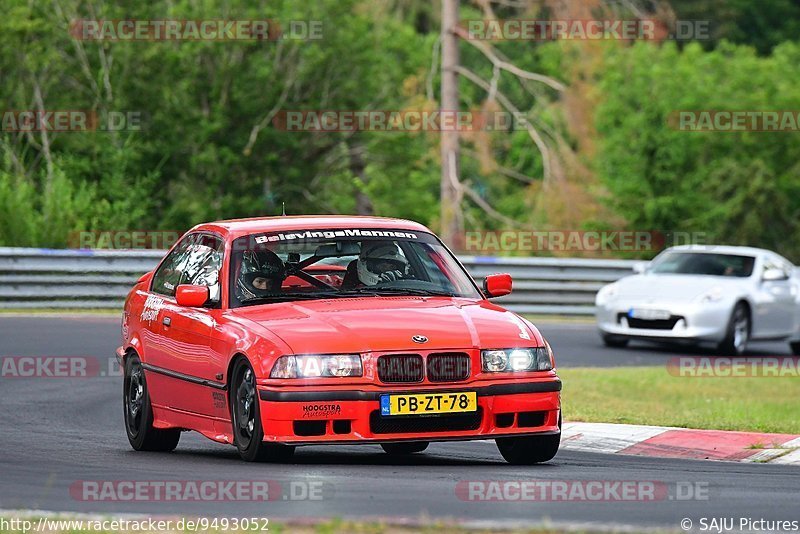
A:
[
  {"left": 356, "top": 241, "right": 410, "bottom": 286},
  {"left": 235, "top": 249, "right": 286, "bottom": 301}
]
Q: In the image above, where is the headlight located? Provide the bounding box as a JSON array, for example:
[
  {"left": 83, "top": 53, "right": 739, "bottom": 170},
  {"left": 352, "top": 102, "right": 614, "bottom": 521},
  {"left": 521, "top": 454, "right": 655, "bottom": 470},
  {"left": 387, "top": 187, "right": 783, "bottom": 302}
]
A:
[
  {"left": 270, "top": 354, "right": 363, "bottom": 378},
  {"left": 596, "top": 284, "right": 618, "bottom": 305},
  {"left": 481, "top": 347, "right": 553, "bottom": 372},
  {"left": 482, "top": 350, "right": 508, "bottom": 372}
]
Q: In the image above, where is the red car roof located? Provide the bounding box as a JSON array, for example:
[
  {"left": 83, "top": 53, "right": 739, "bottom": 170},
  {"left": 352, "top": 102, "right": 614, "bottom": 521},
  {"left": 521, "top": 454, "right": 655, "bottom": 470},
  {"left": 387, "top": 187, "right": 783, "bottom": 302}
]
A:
[{"left": 191, "top": 215, "right": 433, "bottom": 240}]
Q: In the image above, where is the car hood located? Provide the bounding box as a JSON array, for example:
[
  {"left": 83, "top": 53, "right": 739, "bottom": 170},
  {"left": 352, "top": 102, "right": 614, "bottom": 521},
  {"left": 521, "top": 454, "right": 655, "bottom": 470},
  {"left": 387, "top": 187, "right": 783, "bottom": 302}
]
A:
[
  {"left": 611, "top": 274, "right": 747, "bottom": 302},
  {"left": 228, "top": 297, "right": 543, "bottom": 353}
]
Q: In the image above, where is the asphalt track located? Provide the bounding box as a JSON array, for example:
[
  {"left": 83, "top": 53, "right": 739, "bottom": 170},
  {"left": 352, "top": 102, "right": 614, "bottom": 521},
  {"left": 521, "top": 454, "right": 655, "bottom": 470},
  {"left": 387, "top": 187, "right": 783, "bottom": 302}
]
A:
[{"left": 1, "top": 316, "right": 798, "bottom": 531}]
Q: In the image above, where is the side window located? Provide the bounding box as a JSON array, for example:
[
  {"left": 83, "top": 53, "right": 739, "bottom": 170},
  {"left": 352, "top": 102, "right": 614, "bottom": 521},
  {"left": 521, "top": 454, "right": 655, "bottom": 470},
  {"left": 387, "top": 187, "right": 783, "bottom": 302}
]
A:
[
  {"left": 151, "top": 235, "right": 196, "bottom": 297},
  {"left": 179, "top": 235, "right": 224, "bottom": 303},
  {"left": 764, "top": 256, "right": 791, "bottom": 281}
]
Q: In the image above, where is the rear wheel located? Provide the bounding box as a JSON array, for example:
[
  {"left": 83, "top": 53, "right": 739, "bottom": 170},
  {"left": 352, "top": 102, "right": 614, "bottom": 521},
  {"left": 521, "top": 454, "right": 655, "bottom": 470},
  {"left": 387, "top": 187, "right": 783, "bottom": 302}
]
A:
[
  {"left": 717, "top": 303, "right": 750, "bottom": 355},
  {"left": 790, "top": 341, "right": 800, "bottom": 356},
  {"left": 381, "top": 442, "right": 429, "bottom": 455},
  {"left": 496, "top": 416, "right": 560, "bottom": 465},
  {"left": 601, "top": 333, "right": 629, "bottom": 348},
  {"left": 123, "top": 354, "right": 180, "bottom": 452},
  {"left": 230, "top": 358, "right": 295, "bottom": 462}
]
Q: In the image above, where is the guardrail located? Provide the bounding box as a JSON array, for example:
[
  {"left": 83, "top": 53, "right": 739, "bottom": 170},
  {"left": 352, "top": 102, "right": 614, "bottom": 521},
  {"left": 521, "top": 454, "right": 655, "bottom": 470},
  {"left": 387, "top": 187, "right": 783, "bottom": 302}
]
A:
[{"left": 0, "top": 248, "right": 636, "bottom": 315}]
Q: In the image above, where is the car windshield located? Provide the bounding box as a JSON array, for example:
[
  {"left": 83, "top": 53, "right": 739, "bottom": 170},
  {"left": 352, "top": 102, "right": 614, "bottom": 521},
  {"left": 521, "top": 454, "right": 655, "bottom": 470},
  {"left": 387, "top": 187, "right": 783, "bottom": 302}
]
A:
[
  {"left": 650, "top": 252, "right": 756, "bottom": 277},
  {"left": 229, "top": 228, "right": 482, "bottom": 307}
]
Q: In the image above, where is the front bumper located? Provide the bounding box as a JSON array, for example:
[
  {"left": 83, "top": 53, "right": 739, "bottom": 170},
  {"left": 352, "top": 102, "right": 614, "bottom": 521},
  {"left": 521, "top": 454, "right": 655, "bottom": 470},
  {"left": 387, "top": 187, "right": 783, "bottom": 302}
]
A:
[
  {"left": 256, "top": 380, "right": 561, "bottom": 444},
  {"left": 596, "top": 300, "right": 729, "bottom": 343}
]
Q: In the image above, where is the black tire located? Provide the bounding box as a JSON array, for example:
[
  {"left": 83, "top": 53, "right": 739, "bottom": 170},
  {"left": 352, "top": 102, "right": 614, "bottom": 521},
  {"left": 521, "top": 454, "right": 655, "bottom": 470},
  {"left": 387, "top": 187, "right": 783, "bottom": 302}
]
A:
[
  {"left": 601, "top": 333, "right": 629, "bottom": 348},
  {"left": 496, "top": 416, "right": 561, "bottom": 465},
  {"left": 123, "top": 354, "right": 180, "bottom": 452},
  {"left": 381, "top": 442, "right": 429, "bottom": 455},
  {"left": 717, "top": 303, "right": 750, "bottom": 355},
  {"left": 790, "top": 341, "right": 800, "bottom": 356},
  {"left": 230, "top": 358, "right": 295, "bottom": 462}
]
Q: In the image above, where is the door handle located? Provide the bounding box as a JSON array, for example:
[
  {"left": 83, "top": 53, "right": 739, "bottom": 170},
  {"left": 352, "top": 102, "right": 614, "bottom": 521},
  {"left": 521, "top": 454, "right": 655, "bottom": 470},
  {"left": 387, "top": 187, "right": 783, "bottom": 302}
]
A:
[{"left": 163, "top": 316, "right": 171, "bottom": 327}]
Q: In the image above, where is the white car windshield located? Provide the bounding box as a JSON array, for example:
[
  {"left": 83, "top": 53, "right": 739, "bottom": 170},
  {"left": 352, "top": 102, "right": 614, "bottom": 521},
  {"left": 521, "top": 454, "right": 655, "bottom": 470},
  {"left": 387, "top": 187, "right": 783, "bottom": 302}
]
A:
[
  {"left": 229, "top": 229, "right": 482, "bottom": 307},
  {"left": 650, "top": 252, "right": 755, "bottom": 277}
]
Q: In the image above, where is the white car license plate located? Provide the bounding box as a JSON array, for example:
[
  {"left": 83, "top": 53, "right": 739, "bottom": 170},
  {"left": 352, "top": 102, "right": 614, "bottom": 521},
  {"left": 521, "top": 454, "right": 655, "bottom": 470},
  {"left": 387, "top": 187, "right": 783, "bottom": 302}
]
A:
[{"left": 628, "top": 308, "right": 671, "bottom": 320}]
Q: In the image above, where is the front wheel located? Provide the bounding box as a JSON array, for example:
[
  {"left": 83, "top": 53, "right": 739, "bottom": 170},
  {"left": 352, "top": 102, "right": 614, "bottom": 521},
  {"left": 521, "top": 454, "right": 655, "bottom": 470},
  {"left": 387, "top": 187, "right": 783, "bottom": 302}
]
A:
[
  {"left": 601, "top": 333, "right": 629, "bottom": 348},
  {"left": 123, "top": 354, "right": 180, "bottom": 452},
  {"left": 717, "top": 303, "right": 750, "bottom": 355},
  {"left": 496, "top": 433, "right": 560, "bottom": 464},
  {"left": 381, "top": 442, "right": 429, "bottom": 455},
  {"left": 790, "top": 341, "right": 800, "bottom": 356},
  {"left": 230, "top": 358, "right": 295, "bottom": 462},
  {"left": 496, "top": 415, "right": 560, "bottom": 465}
]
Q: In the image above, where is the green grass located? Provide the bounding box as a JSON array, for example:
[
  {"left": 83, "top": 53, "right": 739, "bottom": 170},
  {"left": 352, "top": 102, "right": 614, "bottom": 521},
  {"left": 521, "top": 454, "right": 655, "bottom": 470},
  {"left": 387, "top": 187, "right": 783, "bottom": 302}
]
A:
[{"left": 559, "top": 367, "right": 800, "bottom": 434}]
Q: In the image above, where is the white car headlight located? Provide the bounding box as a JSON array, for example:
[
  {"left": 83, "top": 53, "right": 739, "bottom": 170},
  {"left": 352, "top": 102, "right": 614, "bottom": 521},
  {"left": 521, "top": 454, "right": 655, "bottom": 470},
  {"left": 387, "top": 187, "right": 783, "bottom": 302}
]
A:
[
  {"left": 481, "top": 347, "right": 553, "bottom": 372},
  {"left": 270, "top": 354, "right": 363, "bottom": 378},
  {"left": 596, "top": 284, "right": 618, "bottom": 305}
]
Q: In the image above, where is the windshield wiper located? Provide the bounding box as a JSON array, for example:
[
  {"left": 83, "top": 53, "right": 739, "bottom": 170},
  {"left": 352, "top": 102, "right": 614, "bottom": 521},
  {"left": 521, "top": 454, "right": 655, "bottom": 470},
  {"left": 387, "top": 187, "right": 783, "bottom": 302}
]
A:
[
  {"left": 338, "top": 287, "right": 457, "bottom": 297},
  {"left": 240, "top": 292, "right": 341, "bottom": 304}
]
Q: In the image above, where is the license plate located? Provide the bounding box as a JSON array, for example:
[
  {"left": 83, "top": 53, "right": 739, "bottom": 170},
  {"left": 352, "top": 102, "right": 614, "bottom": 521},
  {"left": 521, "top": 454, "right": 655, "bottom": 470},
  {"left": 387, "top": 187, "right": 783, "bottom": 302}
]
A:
[
  {"left": 628, "top": 308, "right": 671, "bottom": 320},
  {"left": 380, "top": 392, "right": 477, "bottom": 416}
]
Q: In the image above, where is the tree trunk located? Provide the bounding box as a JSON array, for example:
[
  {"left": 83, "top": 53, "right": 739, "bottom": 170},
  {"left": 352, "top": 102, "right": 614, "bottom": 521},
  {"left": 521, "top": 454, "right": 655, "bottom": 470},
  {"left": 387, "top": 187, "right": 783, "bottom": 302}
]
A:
[{"left": 440, "top": 0, "right": 464, "bottom": 249}]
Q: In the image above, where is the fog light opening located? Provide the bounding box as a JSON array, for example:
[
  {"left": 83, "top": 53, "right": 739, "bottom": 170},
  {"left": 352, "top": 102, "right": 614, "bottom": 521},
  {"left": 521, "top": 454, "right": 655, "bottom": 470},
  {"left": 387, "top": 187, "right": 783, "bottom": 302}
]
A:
[
  {"left": 495, "top": 413, "right": 514, "bottom": 428},
  {"left": 332, "top": 420, "right": 352, "bottom": 435}
]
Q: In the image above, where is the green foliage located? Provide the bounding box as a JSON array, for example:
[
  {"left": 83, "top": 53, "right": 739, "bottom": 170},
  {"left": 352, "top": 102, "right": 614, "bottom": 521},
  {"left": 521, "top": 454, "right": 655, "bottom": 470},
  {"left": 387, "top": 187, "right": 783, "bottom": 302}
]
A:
[
  {"left": 671, "top": 0, "right": 800, "bottom": 54},
  {"left": 594, "top": 40, "right": 800, "bottom": 260},
  {"left": 1, "top": 0, "right": 799, "bottom": 261},
  {"left": 0, "top": 0, "right": 439, "bottom": 245}
]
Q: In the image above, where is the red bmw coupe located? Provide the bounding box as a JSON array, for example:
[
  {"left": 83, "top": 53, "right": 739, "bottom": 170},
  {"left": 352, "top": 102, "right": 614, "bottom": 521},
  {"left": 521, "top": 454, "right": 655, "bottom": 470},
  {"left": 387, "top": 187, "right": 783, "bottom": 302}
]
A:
[{"left": 118, "top": 216, "right": 562, "bottom": 463}]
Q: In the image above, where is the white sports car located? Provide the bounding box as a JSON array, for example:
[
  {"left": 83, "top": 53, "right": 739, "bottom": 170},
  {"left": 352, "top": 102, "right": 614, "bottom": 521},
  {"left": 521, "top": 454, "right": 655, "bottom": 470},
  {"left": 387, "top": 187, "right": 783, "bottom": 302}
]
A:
[{"left": 595, "top": 245, "right": 800, "bottom": 355}]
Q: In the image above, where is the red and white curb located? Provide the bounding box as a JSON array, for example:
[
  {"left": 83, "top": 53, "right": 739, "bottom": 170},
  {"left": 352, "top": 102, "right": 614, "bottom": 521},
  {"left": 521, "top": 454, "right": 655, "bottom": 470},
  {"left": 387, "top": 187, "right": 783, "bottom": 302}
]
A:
[{"left": 561, "top": 422, "right": 800, "bottom": 464}]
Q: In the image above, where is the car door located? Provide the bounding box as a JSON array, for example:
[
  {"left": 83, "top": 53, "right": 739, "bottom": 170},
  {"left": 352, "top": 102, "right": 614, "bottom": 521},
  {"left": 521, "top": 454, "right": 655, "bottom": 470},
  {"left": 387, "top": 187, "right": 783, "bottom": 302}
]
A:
[
  {"left": 157, "top": 233, "right": 226, "bottom": 417},
  {"left": 753, "top": 255, "right": 796, "bottom": 338},
  {"left": 141, "top": 232, "right": 197, "bottom": 397}
]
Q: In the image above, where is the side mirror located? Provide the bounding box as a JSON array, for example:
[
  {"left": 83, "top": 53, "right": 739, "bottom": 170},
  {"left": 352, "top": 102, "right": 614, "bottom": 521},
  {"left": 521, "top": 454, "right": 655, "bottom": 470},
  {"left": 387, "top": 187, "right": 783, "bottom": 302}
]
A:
[
  {"left": 632, "top": 262, "right": 649, "bottom": 275},
  {"left": 175, "top": 284, "right": 210, "bottom": 307},
  {"left": 762, "top": 268, "right": 788, "bottom": 282},
  {"left": 483, "top": 273, "right": 512, "bottom": 298}
]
